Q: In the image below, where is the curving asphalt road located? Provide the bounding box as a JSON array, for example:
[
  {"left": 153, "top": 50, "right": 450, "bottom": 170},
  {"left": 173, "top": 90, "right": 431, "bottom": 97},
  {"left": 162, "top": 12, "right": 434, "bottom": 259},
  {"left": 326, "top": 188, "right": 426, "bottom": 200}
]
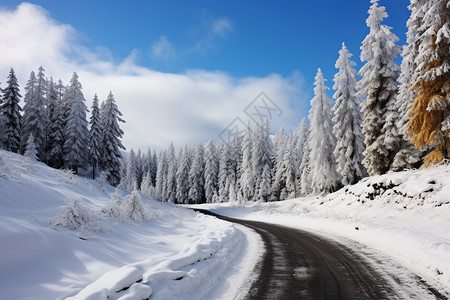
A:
[{"left": 195, "top": 209, "right": 447, "bottom": 300}]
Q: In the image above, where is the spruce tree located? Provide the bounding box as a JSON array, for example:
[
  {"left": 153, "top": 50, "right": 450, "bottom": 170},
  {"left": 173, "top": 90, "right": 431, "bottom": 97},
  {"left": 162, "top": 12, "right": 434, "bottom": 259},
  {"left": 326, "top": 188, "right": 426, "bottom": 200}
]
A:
[
  {"left": 176, "top": 145, "right": 191, "bottom": 204},
  {"left": 407, "top": 0, "right": 450, "bottom": 166},
  {"left": 165, "top": 143, "right": 177, "bottom": 203},
  {"left": 239, "top": 124, "right": 254, "bottom": 201},
  {"left": 88, "top": 94, "right": 102, "bottom": 178},
  {"left": 47, "top": 80, "right": 65, "bottom": 168},
  {"left": 155, "top": 150, "right": 168, "bottom": 201},
  {"left": 308, "top": 68, "right": 340, "bottom": 195},
  {"left": 188, "top": 143, "right": 205, "bottom": 204},
  {"left": 20, "top": 71, "right": 36, "bottom": 154},
  {"left": 100, "top": 91, "right": 125, "bottom": 185},
  {"left": 204, "top": 140, "right": 219, "bottom": 203},
  {"left": 391, "top": 0, "right": 425, "bottom": 171},
  {"left": 332, "top": 43, "right": 366, "bottom": 185},
  {"left": 63, "top": 72, "right": 89, "bottom": 174},
  {"left": 0, "top": 68, "right": 22, "bottom": 153},
  {"left": 359, "top": 0, "right": 401, "bottom": 175},
  {"left": 295, "top": 118, "right": 308, "bottom": 195}
]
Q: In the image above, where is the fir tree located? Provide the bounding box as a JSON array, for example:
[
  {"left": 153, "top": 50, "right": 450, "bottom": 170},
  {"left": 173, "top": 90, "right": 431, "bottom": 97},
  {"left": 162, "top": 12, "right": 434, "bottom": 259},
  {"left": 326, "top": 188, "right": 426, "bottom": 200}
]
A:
[
  {"left": 308, "top": 68, "right": 340, "bottom": 194},
  {"left": 391, "top": 0, "right": 425, "bottom": 171},
  {"left": 20, "top": 71, "right": 36, "bottom": 154},
  {"left": 204, "top": 140, "right": 219, "bottom": 203},
  {"left": 239, "top": 124, "right": 254, "bottom": 201},
  {"left": 188, "top": 143, "right": 205, "bottom": 204},
  {"left": 359, "top": 0, "right": 401, "bottom": 175},
  {"left": 24, "top": 134, "right": 37, "bottom": 161},
  {"left": 0, "top": 68, "right": 22, "bottom": 153},
  {"left": 295, "top": 118, "right": 308, "bottom": 195},
  {"left": 88, "top": 94, "right": 102, "bottom": 178},
  {"left": 407, "top": 0, "right": 450, "bottom": 166},
  {"left": 155, "top": 150, "right": 168, "bottom": 201},
  {"left": 165, "top": 143, "right": 177, "bottom": 203},
  {"left": 100, "top": 91, "right": 125, "bottom": 186},
  {"left": 332, "top": 43, "right": 366, "bottom": 185},
  {"left": 176, "top": 145, "right": 191, "bottom": 204},
  {"left": 63, "top": 72, "right": 89, "bottom": 174},
  {"left": 47, "top": 80, "right": 65, "bottom": 168}
]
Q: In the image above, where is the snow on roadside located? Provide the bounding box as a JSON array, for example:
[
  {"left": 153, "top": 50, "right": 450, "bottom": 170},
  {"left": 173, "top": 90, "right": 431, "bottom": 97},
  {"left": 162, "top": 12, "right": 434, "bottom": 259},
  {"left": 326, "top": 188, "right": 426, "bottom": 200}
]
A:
[
  {"left": 0, "top": 150, "right": 262, "bottom": 300},
  {"left": 193, "top": 164, "right": 450, "bottom": 297}
]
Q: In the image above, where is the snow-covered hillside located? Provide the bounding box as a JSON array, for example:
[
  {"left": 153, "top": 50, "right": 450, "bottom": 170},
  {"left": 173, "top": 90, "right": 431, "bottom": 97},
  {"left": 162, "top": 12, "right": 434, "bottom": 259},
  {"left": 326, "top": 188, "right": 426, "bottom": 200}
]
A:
[
  {"left": 0, "top": 150, "right": 261, "bottom": 299},
  {"left": 195, "top": 164, "right": 450, "bottom": 297}
]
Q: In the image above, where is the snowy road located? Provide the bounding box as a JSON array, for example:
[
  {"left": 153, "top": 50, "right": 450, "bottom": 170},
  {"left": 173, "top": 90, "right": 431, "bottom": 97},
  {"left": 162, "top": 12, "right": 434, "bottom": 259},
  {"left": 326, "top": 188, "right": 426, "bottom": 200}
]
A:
[{"left": 196, "top": 209, "right": 447, "bottom": 300}]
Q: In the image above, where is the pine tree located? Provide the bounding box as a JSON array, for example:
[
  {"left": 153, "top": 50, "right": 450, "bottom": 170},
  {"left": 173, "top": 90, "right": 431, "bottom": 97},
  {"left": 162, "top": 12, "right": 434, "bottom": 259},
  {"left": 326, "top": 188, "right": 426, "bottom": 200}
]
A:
[
  {"left": 332, "top": 43, "right": 366, "bottom": 185},
  {"left": 176, "top": 145, "right": 191, "bottom": 204},
  {"left": 407, "top": 0, "right": 450, "bottom": 166},
  {"left": 295, "top": 118, "right": 308, "bottom": 195},
  {"left": 47, "top": 80, "right": 65, "bottom": 168},
  {"left": 188, "top": 143, "right": 205, "bottom": 204},
  {"left": 239, "top": 123, "right": 255, "bottom": 201},
  {"left": 88, "top": 94, "right": 102, "bottom": 178},
  {"left": 204, "top": 140, "right": 219, "bottom": 203},
  {"left": 271, "top": 126, "right": 286, "bottom": 200},
  {"left": 100, "top": 91, "right": 125, "bottom": 186},
  {"left": 391, "top": 0, "right": 425, "bottom": 171},
  {"left": 24, "top": 134, "right": 37, "bottom": 161},
  {"left": 122, "top": 148, "right": 138, "bottom": 191},
  {"left": 20, "top": 71, "right": 36, "bottom": 154},
  {"left": 218, "top": 141, "right": 232, "bottom": 203},
  {"left": 0, "top": 68, "right": 22, "bottom": 153},
  {"left": 165, "top": 143, "right": 177, "bottom": 203},
  {"left": 155, "top": 150, "right": 168, "bottom": 201},
  {"left": 308, "top": 68, "right": 340, "bottom": 195},
  {"left": 359, "top": 0, "right": 401, "bottom": 175},
  {"left": 299, "top": 130, "right": 312, "bottom": 196},
  {"left": 257, "top": 164, "right": 272, "bottom": 202},
  {"left": 63, "top": 72, "right": 89, "bottom": 174}
]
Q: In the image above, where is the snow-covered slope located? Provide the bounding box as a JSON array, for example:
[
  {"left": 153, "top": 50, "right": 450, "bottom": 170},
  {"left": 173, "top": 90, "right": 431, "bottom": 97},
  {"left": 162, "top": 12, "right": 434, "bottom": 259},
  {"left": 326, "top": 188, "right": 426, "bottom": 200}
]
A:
[
  {"left": 0, "top": 150, "right": 261, "bottom": 300},
  {"left": 196, "top": 165, "right": 450, "bottom": 297}
]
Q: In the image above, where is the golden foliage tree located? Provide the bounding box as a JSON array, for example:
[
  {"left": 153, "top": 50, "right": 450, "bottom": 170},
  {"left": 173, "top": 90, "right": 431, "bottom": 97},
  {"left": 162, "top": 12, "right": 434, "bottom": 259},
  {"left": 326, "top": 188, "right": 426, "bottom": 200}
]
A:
[{"left": 407, "top": 0, "right": 450, "bottom": 167}]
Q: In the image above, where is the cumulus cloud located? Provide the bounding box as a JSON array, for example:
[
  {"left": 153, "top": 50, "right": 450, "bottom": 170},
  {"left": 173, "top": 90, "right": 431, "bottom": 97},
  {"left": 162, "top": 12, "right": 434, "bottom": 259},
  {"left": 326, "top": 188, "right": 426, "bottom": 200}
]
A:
[
  {"left": 0, "top": 3, "right": 309, "bottom": 151},
  {"left": 150, "top": 36, "right": 176, "bottom": 60}
]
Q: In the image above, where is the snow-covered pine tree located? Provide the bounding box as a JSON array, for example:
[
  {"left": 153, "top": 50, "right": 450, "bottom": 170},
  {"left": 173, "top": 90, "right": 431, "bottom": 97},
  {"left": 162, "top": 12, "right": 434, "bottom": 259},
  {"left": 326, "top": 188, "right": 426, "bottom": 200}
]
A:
[
  {"left": 88, "top": 94, "right": 102, "bottom": 179},
  {"left": 155, "top": 150, "right": 168, "bottom": 201},
  {"left": 204, "top": 140, "right": 219, "bottom": 203},
  {"left": 47, "top": 80, "right": 65, "bottom": 168},
  {"left": 188, "top": 143, "right": 205, "bottom": 204},
  {"left": 299, "top": 130, "right": 312, "bottom": 196},
  {"left": 359, "top": 0, "right": 401, "bottom": 175},
  {"left": 24, "top": 134, "right": 37, "bottom": 161},
  {"left": 135, "top": 149, "right": 144, "bottom": 188},
  {"left": 295, "top": 118, "right": 308, "bottom": 195},
  {"left": 45, "top": 78, "right": 58, "bottom": 161},
  {"left": 218, "top": 141, "right": 231, "bottom": 203},
  {"left": 271, "top": 126, "right": 286, "bottom": 200},
  {"left": 0, "top": 68, "right": 22, "bottom": 153},
  {"left": 239, "top": 123, "right": 254, "bottom": 201},
  {"left": 165, "top": 143, "right": 177, "bottom": 203},
  {"left": 122, "top": 185, "right": 146, "bottom": 221},
  {"left": 63, "top": 72, "right": 89, "bottom": 174},
  {"left": 332, "top": 43, "right": 366, "bottom": 185},
  {"left": 407, "top": 0, "right": 450, "bottom": 166},
  {"left": 176, "top": 145, "right": 191, "bottom": 204},
  {"left": 121, "top": 148, "right": 138, "bottom": 191},
  {"left": 99, "top": 91, "right": 125, "bottom": 186},
  {"left": 21, "top": 69, "right": 48, "bottom": 159},
  {"left": 391, "top": 0, "right": 425, "bottom": 171},
  {"left": 308, "top": 68, "right": 340, "bottom": 195},
  {"left": 273, "top": 133, "right": 297, "bottom": 200},
  {"left": 257, "top": 164, "right": 272, "bottom": 202}
]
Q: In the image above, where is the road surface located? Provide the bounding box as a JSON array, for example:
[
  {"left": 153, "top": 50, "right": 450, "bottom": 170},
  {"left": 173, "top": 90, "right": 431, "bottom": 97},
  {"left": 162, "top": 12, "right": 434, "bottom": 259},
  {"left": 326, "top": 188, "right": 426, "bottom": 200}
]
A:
[{"left": 195, "top": 209, "right": 447, "bottom": 300}]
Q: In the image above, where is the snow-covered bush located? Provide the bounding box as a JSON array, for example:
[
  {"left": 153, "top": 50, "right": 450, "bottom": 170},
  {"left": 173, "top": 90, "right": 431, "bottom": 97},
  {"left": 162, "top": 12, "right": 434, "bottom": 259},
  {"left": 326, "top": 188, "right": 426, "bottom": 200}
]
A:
[
  {"left": 53, "top": 199, "right": 92, "bottom": 230},
  {"left": 101, "top": 188, "right": 124, "bottom": 218},
  {"left": 122, "top": 189, "right": 146, "bottom": 221},
  {"left": 95, "top": 170, "right": 110, "bottom": 192}
]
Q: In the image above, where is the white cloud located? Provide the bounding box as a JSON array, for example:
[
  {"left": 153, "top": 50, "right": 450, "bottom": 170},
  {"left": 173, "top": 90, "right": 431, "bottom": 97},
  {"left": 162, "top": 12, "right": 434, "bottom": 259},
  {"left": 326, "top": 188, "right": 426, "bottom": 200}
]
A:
[
  {"left": 150, "top": 36, "right": 176, "bottom": 59},
  {"left": 0, "top": 3, "right": 309, "bottom": 151},
  {"left": 211, "top": 18, "right": 233, "bottom": 37}
]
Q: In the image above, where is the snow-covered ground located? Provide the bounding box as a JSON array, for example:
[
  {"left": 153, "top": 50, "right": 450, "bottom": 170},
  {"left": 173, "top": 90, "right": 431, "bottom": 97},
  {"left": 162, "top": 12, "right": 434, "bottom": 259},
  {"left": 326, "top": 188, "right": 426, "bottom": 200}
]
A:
[
  {"left": 193, "top": 165, "right": 450, "bottom": 297},
  {"left": 0, "top": 150, "right": 262, "bottom": 300}
]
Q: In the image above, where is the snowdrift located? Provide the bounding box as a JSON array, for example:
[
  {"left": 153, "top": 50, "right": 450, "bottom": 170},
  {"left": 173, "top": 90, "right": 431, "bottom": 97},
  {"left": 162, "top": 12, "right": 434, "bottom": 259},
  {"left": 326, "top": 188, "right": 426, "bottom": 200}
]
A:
[
  {"left": 0, "top": 150, "right": 261, "bottom": 299},
  {"left": 198, "top": 164, "right": 450, "bottom": 297}
]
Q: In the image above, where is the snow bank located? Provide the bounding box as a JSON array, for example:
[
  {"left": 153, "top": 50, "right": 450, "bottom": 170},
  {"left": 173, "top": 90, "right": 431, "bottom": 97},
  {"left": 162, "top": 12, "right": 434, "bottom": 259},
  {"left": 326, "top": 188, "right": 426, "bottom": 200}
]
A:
[
  {"left": 194, "top": 165, "right": 450, "bottom": 297},
  {"left": 0, "top": 150, "right": 262, "bottom": 299}
]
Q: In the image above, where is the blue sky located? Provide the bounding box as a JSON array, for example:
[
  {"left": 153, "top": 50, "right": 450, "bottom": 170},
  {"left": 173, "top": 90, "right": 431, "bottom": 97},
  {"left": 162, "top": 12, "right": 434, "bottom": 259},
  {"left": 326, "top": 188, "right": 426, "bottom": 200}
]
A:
[{"left": 0, "top": 0, "right": 410, "bottom": 150}]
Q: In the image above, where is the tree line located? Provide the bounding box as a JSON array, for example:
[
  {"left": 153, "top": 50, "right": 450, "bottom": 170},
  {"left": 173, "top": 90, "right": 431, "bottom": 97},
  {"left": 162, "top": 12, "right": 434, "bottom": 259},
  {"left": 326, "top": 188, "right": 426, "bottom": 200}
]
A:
[
  {"left": 119, "top": 0, "right": 449, "bottom": 203},
  {"left": 0, "top": 66, "right": 125, "bottom": 186}
]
